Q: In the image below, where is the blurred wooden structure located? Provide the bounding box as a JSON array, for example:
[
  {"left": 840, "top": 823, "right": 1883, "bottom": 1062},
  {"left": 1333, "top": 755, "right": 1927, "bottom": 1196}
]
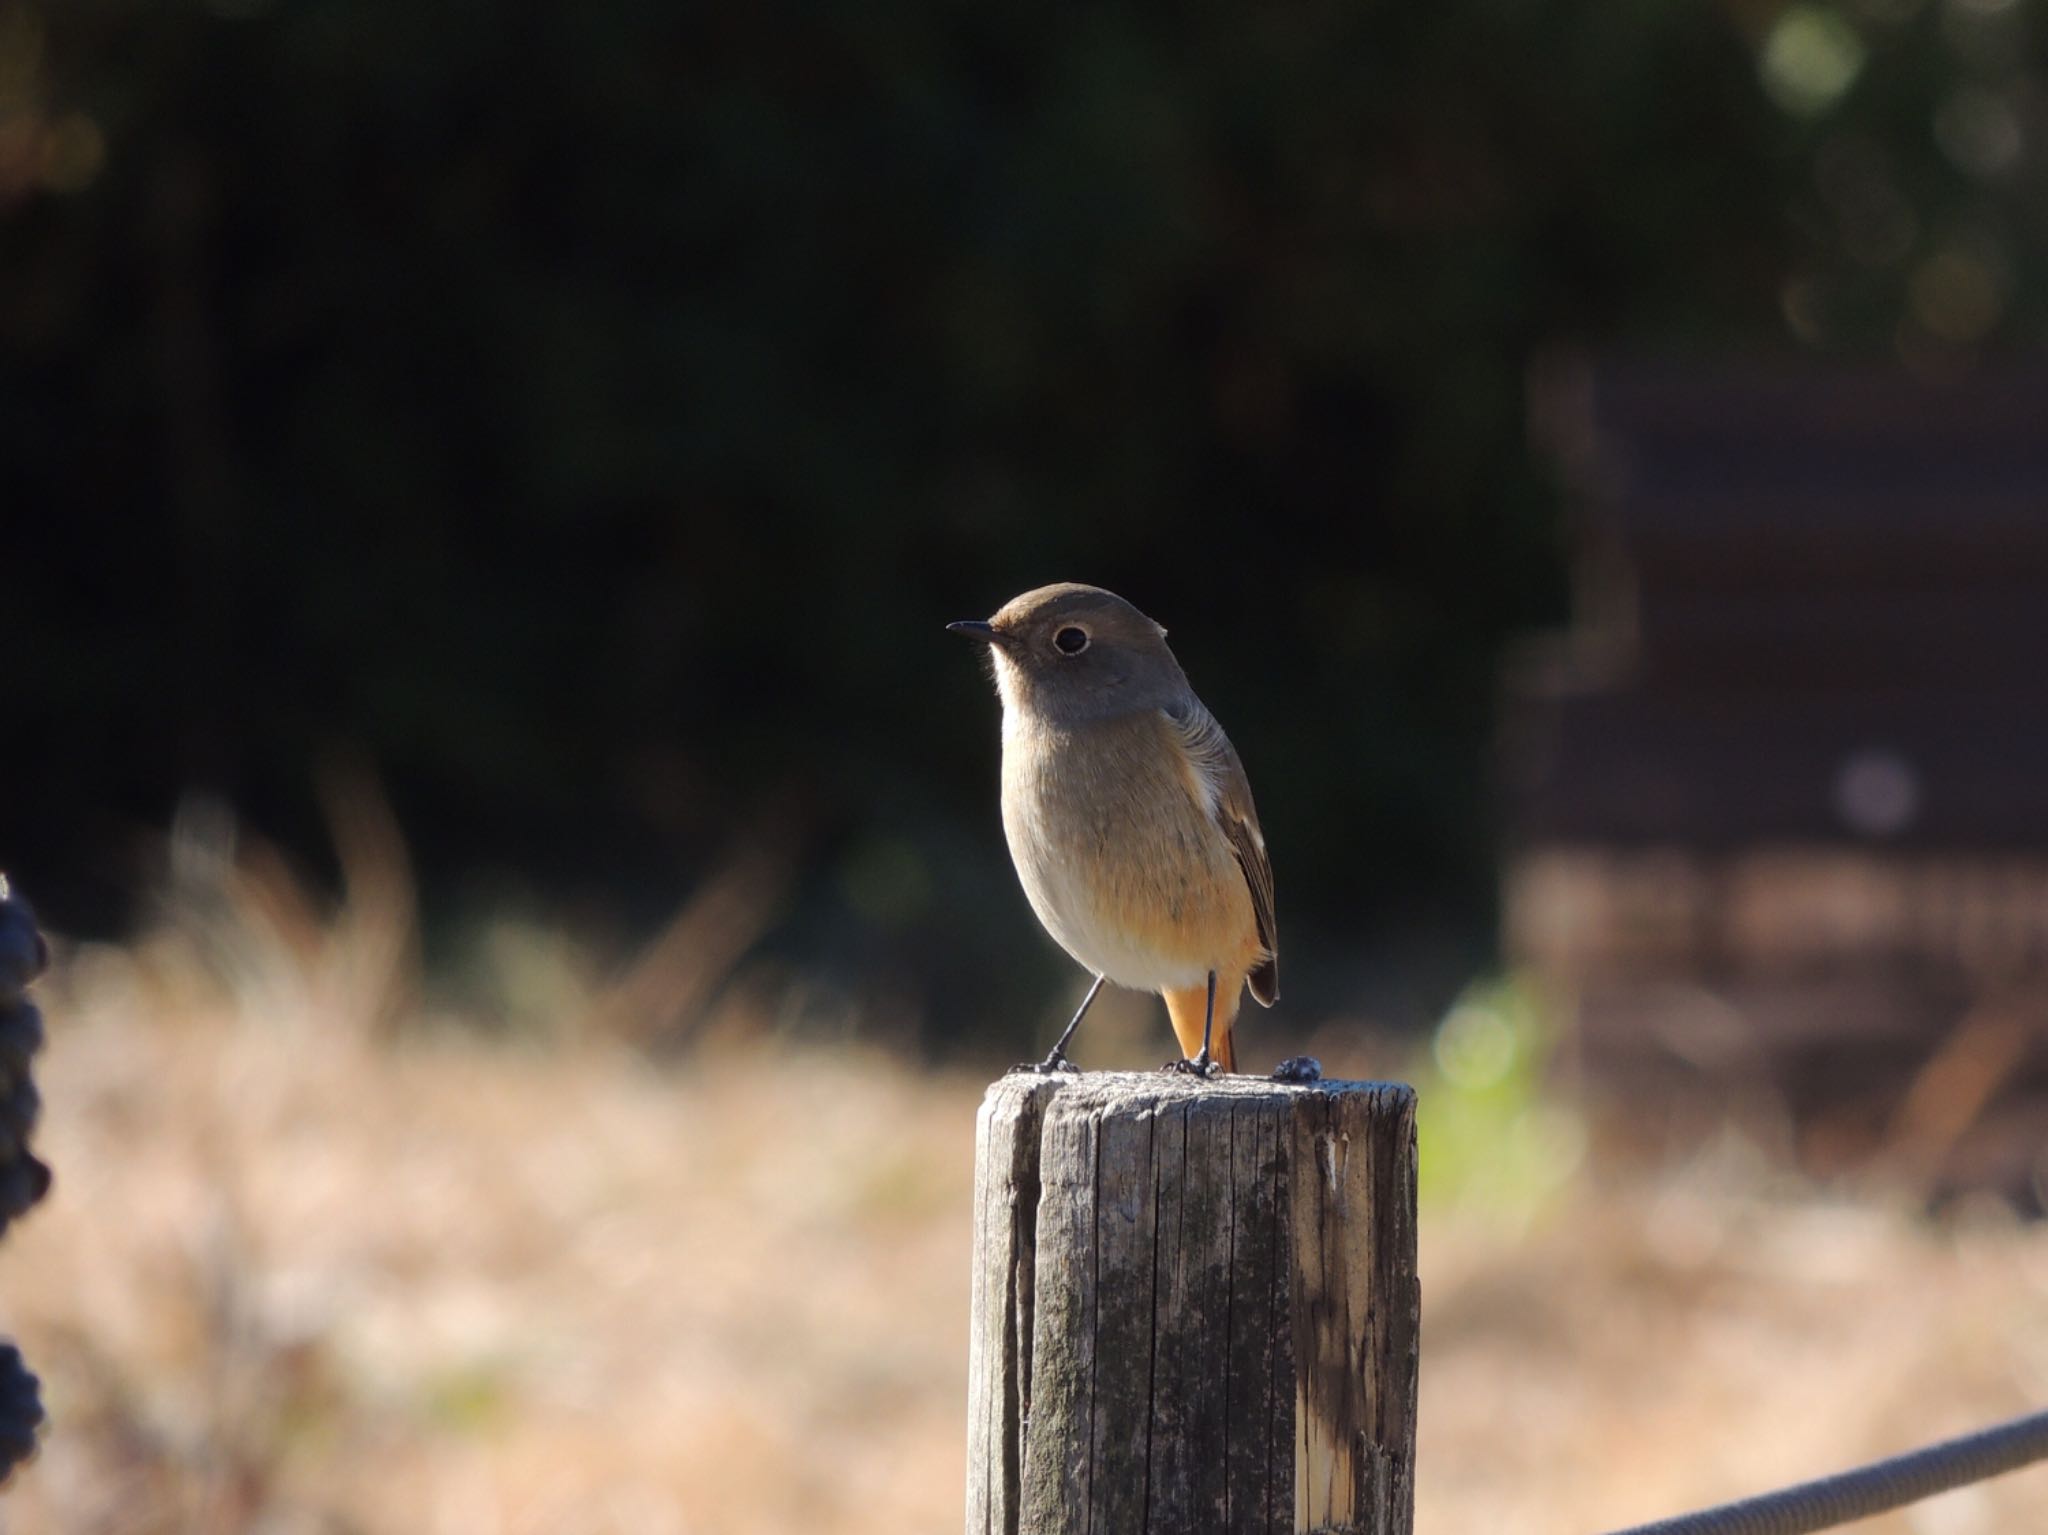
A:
[
  {"left": 966, "top": 1072, "right": 1417, "bottom": 1535},
  {"left": 1507, "top": 357, "right": 2048, "bottom": 1197}
]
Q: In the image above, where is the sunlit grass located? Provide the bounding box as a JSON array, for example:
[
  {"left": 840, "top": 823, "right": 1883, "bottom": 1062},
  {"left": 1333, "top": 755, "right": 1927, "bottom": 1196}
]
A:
[{"left": 1415, "top": 975, "right": 1587, "bottom": 1224}]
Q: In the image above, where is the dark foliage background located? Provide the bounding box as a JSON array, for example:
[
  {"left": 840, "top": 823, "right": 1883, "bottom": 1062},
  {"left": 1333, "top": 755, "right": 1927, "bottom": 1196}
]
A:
[{"left": 4, "top": 0, "right": 2043, "bottom": 1044}]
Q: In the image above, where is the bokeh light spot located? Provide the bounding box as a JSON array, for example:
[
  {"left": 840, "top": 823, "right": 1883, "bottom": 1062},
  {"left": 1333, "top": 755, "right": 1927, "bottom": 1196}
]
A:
[
  {"left": 1910, "top": 241, "right": 2008, "bottom": 342},
  {"left": 1833, "top": 747, "right": 1921, "bottom": 839},
  {"left": 1434, "top": 1000, "right": 1518, "bottom": 1090},
  {"left": 1934, "top": 89, "right": 2022, "bottom": 178},
  {"left": 1762, "top": 7, "right": 1868, "bottom": 117}
]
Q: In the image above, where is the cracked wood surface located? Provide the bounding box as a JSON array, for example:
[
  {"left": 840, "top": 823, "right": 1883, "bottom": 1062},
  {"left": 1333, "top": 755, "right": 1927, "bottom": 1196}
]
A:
[{"left": 966, "top": 1072, "right": 1417, "bottom": 1535}]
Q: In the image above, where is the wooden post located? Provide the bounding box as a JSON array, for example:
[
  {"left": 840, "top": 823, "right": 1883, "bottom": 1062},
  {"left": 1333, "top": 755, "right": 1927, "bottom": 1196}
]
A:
[{"left": 967, "top": 1071, "right": 1418, "bottom": 1535}]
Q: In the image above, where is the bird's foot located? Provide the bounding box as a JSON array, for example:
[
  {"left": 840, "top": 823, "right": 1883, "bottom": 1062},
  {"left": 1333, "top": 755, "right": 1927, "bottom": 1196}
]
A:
[
  {"left": 1008, "top": 1050, "right": 1082, "bottom": 1077},
  {"left": 1164, "top": 1051, "right": 1222, "bottom": 1079},
  {"left": 1270, "top": 1055, "right": 1323, "bottom": 1084}
]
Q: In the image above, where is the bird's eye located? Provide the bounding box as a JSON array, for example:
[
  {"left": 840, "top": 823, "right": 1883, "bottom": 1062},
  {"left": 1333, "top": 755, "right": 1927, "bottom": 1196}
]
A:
[{"left": 1053, "top": 626, "right": 1090, "bottom": 655}]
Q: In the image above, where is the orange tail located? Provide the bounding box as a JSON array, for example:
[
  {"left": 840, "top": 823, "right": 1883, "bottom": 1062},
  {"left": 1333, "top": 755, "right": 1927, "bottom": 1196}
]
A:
[{"left": 1163, "top": 977, "right": 1241, "bottom": 1073}]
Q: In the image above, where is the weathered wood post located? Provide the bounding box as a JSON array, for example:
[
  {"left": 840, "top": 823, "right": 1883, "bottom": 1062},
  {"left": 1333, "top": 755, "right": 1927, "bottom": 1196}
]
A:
[{"left": 967, "top": 1071, "right": 1418, "bottom": 1535}]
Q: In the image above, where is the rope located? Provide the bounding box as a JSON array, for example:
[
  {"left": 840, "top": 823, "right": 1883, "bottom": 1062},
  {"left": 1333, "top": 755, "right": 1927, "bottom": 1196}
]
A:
[{"left": 1599, "top": 1406, "right": 2048, "bottom": 1535}]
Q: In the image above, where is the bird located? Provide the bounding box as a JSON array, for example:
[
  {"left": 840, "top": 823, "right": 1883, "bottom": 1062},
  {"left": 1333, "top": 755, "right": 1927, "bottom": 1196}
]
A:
[{"left": 949, "top": 582, "right": 1276, "bottom": 1075}]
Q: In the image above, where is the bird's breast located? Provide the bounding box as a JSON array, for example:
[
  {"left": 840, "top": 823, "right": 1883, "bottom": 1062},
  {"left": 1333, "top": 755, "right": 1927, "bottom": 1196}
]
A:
[{"left": 998, "top": 710, "right": 1257, "bottom": 990}]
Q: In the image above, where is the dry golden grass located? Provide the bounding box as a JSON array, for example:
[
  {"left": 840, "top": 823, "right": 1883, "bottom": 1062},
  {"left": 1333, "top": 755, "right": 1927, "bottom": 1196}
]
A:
[
  {"left": 6, "top": 954, "right": 979, "bottom": 1535},
  {"left": 3, "top": 902, "right": 2046, "bottom": 1532}
]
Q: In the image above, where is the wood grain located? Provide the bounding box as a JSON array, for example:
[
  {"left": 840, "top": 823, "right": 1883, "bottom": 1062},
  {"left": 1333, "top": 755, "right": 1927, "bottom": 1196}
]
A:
[{"left": 967, "top": 1072, "right": 1416, "bottom": 1535}]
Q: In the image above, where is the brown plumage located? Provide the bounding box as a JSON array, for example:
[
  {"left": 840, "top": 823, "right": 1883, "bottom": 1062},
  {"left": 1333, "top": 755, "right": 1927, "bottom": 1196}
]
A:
[{"left": 950, "top": 583, "right": 1277, "bottom": 1074}]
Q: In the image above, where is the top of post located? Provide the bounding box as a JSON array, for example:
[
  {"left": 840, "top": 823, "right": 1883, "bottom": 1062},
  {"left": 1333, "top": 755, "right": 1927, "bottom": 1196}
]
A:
[{"left": 981, "top": 1069, "right": 1415, "bottom": 1114}]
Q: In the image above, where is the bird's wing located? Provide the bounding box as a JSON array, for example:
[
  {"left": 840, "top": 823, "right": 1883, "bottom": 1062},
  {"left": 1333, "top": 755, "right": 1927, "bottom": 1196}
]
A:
[{"left": 1164, "top": 698, "right": 1279, "bottom": 1005}]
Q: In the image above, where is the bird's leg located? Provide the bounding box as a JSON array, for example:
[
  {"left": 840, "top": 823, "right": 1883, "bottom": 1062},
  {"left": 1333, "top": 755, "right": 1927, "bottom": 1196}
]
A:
[
  {"left": 1166, "top": 970, "right": 1222, "bottom": 1077},
  {"left": 1012, "top": 975, "right": 1103, "bottom": 1075},
  {"left": 1039, "top": 974, "right": 1104, "bottom": 1072}
]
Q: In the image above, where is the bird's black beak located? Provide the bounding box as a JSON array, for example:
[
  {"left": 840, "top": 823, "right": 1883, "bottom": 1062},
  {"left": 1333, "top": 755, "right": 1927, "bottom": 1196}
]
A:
[{"left": 946, "top": 620, "right": 997, "bottom": 643}]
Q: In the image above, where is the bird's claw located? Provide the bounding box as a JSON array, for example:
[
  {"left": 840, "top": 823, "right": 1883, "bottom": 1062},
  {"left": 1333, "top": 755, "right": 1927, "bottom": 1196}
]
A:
[
  {"left": 1008, "top": 1052, "right": 1082, "bottom": 1077},
  {"left": 1164, "top": 1052, "right": 1222, "bottom": 1079}
]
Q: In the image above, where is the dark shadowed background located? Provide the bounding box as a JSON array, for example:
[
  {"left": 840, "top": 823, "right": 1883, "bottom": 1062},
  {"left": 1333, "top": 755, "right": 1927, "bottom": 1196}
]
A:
[{"left": 4, "top": 0, "right": 2044, "bottom": 1050}]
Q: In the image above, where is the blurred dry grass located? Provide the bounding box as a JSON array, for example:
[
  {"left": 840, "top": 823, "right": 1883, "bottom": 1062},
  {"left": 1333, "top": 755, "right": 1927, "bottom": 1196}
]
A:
[{"left": 3, "top": 812, "right": 2048, "bottom": 1532}]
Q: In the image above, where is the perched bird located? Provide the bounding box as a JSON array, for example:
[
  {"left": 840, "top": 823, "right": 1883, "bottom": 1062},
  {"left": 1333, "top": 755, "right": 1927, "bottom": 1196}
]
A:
[{"left": 950, "top": 583, "right": 1276, "bottom": 1074}]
